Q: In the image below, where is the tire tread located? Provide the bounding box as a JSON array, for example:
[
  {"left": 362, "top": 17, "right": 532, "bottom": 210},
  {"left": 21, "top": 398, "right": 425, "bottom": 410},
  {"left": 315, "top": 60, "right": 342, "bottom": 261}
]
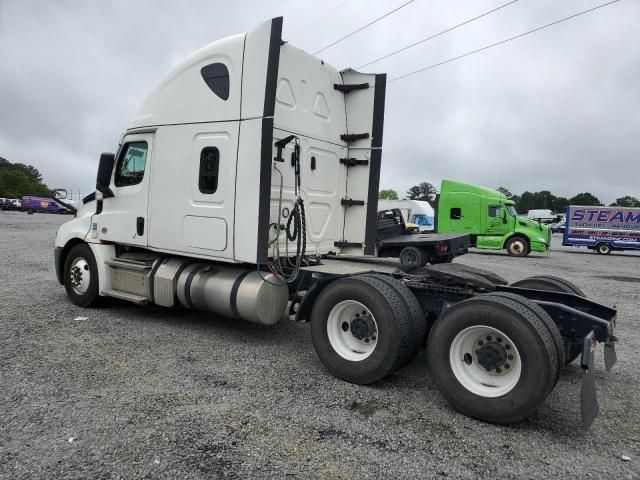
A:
[{"left": 362, "top": 274, "right": 427, "bottom": 367}]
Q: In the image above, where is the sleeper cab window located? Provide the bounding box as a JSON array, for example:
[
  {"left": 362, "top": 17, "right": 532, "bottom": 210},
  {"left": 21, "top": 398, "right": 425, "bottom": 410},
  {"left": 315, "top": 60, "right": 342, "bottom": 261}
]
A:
[
  {"left": 201, "top": 63, "right": 229, "bottom": 100},
  {"left": 114, "top": 141, "right": 148, "bottom": 187},
  {"left": 450, "top": 207, "right": 462, "bottom": 220},
  {"left": 199, "top": 147, "right": 220, "bottom": 194}
]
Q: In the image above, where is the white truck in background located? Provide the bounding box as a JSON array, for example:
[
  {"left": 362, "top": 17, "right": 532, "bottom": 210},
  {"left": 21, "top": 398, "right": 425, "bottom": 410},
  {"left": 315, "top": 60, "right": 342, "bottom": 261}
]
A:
[
  {"left": 527, "top": 209, "right": 559, "bottom": 224},
  {"left": 378, "top": 199, "right": 434, "bottom": 231},
  {"left": 52, "top": 17, "right": 618, "bottom": 428}
]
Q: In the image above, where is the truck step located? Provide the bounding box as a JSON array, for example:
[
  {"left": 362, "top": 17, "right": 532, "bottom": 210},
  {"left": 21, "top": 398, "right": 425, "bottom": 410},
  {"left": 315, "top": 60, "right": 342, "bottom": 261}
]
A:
[
  {"left": 102, "top": 289, "right": 149, "bottom": 305},
  {"left": 105, "top": 258, "right": 152, "bottom": 271}
]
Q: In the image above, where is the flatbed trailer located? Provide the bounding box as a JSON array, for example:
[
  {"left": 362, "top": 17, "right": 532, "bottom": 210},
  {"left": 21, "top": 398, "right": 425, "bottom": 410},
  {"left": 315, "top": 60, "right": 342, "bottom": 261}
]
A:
[
  {"left": 375, "top": 207, "right": 469, "bottom": 267},
  {"left": 378, "top": 232, "right": 468, "bottom": 266},
  {"left": 53, "top": 17, "right": 618, "bottom": 429}
]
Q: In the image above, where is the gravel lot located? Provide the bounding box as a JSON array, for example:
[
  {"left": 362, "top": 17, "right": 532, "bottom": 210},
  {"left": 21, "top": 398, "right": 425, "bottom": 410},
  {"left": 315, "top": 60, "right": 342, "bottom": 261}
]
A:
[{"left": 1, "top": 211, "right": 639, "bottom": 479}]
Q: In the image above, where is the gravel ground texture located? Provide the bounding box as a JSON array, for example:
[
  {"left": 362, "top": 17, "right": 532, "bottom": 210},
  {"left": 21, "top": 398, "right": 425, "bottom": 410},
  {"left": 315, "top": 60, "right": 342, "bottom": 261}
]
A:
[{"left": 1, "top": 211, "right": 639, "bottom": 479}]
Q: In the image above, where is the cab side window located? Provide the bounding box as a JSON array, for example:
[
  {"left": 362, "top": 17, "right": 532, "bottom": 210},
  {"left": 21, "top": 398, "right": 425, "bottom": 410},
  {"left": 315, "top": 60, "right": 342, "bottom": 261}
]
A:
[
  {"left": 115, "top": 142, "right": 148, "bottom": 187},
  {"left": 488, "top": 206, "right": 501, "bottom": 218},
  {"left": 199, "top": 147, "right": 220, "bottom": 194}
]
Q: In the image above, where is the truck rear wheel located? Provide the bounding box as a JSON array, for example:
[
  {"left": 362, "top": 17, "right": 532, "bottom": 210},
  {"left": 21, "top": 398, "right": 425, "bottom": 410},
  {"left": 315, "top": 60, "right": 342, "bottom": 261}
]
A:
[
  {"left": 511, "top": 275, "right": 585, "bottom": 364},
  {"left": 399, "top": 246, "right": 428, "bottom": 269},
  {"left": 310, "top": 276, "right": 413, "bottom": 384},
  {"left": 63, "top": 243, "right": 100, "bottom": 307},
  {"left": 427, "top": 295, "right": 557, "bottom": 424},
  {"left": 596, "top": 243, "right": 612, "bottom": 255},
  {"left": 505, "top": 236, "right": 530, "bottom": 257},
  {"left": 362, "top": 273, "right": 427, "bottom": 367},
  {"left": 478, "top": 292, "right": 564, "bottom": 388}
]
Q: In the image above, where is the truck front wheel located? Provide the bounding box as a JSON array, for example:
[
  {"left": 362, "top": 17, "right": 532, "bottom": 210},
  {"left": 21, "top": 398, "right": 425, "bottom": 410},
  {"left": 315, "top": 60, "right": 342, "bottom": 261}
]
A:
[
  {"left": 310, "top": 276, "right": 414, "bottom": 385},
  {"left": 427, "top": 295, "right": 557, "bottom": 424},
  {"left": 595, "top": 243, "right": 612, "bottom": 255},
  {"left": 63, "top": 243, "right": 100, "bottom": 307},
  {"left": 505, "top": 236, "right": 530, "bottom": 257}
]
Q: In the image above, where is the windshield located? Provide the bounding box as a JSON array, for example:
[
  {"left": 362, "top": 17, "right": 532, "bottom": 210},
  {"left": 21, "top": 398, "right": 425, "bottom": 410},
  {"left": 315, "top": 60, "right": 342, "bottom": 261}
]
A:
[
  {"left": 412, "top": 214, "right": 434, "bottom": 226},
  {"left": 506, "top": 205, "right": 517, "bottom": 216}
]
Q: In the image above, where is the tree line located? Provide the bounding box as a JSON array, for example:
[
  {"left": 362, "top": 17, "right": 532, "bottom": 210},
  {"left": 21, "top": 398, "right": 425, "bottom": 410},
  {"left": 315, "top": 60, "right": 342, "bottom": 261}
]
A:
[
  {"left": 379, "top": 182, "right": 640, "bottom": 212},
  {"left": 0, "top": 157, "right": 51, "bottom": 198}
]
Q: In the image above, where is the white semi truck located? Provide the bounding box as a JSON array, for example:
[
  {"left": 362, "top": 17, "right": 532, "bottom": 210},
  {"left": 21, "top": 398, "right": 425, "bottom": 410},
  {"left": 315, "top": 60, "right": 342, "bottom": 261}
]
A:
[{"left": 53, "top": 18, "right": 618, "bottom": 428}]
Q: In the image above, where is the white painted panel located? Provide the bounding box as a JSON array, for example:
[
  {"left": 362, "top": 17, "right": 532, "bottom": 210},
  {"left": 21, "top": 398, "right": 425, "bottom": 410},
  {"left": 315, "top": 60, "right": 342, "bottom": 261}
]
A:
[
  {"left": 182, "top": 216, "right": 227, "bottom": 251},
  {"left": 269, "top": 129, "right": 347, "bottom": 256},
  {"left": 234, "top": 118, "right": 263, "bottom": 263},
  {"left": 340, "top": 70, "right": 380, "bottom": 255},
  {"left": 241, "top": 19, "right": 274, "bottom": 119},
  {"left": 275, "top": 44, "right": 346, "bottom": 145},
  {"left": 129, "top": 33, "right": 244, "bottom": 128},
  {"left": 147, "top": 122, "right": 238, "bottom": 261}
]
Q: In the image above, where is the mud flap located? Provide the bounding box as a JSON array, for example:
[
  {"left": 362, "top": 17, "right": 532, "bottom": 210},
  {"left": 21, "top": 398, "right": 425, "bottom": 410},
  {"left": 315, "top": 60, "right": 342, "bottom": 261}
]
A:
[
  {"left": 604, "top": 338, "right": 617, "bottom": 372},
  {"left": 580, "top": 331, "right": 599, "bottom": 430}
]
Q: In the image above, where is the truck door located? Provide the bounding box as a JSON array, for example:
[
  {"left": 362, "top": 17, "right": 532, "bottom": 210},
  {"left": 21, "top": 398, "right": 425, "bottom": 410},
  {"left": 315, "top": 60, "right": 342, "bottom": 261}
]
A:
[
  {"left": 487, "top": 205, "right": 508, "bottom": 236},
  {"left": 445, "top": 193, "right": 478, "bottom": 233},
  {"left": 94, "top": 132, "right": 153, "bottom": 247}
]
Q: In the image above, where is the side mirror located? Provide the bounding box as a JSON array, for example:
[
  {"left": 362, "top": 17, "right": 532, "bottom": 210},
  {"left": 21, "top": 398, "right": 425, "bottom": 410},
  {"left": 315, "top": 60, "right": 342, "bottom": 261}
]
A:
[
  {"left": 96, "top": 152, "right": 115, "bottom": 197},
  {"left": 52, "top": 188, "right": 68, "bottom": 200}
]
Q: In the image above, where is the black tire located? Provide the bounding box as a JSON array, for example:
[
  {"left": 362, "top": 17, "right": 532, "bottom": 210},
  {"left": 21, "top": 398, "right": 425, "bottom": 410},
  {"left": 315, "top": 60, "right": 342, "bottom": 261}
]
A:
[
  {"left": 63, "top": 243, "right": 100, "bottom": 307},
  {"left": 511, "top": 275, "right": 585, "bottom": 365},
  {"left": 505, "top": 236, "right": 530, "bottom": 257},
  {"left": 427, "top": 295, "right": 558, "bottom": 424},
  {"left": 310, "top": 276, "right": 413, "bottom": 384},
  {"left": 479, "top": 292, "right": 564, "bottom": 388},
  {"left": 399, "top": 246, "right": 428, "bottom": 269},
  {"left": 596, "top": 243, "right": 612, "bottom": 255},
  {"left": 362, "top": 273, "right": 427, "bottom": 367}
]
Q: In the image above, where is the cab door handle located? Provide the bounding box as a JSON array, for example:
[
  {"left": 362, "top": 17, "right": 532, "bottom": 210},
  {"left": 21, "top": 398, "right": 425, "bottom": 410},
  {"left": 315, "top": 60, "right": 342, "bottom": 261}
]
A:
[{"left": 136, "top": 217, "right": 144, "bottom": 236}]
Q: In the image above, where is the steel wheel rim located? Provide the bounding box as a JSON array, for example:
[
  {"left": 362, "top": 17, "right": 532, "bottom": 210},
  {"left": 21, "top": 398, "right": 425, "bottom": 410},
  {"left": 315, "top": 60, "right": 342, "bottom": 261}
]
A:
[
  {"left": 401, "top": 249, "right": 418, "bottom": 265},
  {"left": 69, "top": 257, "right": 91, "bottom": 295},
  {"left": 449, "top": 325, "right": 521, "bottom": 397},
  {"left": 327, "top": 300, "right": 378, "bottom": 361},
  {"left": 510, "top": 240, "right": 525, "bottom": 254}
]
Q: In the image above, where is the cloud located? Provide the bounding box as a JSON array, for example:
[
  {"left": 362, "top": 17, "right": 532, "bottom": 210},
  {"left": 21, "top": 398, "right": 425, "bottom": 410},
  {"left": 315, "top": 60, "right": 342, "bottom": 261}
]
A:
[{"left": 0, "top": 0, "right": 637, "bottom": 203}]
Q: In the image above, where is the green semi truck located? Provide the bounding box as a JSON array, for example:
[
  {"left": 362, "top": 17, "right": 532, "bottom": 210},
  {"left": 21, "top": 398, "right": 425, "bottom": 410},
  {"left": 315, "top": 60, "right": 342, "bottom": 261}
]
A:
[{"left": 436, "top": 180, "right": 550, "bottom": 257}]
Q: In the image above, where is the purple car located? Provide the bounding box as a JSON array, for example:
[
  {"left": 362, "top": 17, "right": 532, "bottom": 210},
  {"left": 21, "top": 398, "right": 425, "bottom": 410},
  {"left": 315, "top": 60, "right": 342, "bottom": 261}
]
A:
[{"left": 21, "top": 196, "right": 70, "bottom": 214}]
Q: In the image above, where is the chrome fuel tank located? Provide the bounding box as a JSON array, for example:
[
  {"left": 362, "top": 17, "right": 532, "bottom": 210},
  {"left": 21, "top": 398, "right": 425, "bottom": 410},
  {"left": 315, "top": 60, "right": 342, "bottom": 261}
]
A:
[{"left": 176, "top": 263, "right": 288, "bottom": 325}]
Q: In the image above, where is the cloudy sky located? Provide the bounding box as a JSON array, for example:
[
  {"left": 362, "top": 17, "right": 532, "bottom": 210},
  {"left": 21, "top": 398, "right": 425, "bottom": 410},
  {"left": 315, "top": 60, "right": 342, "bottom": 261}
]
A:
[{"left": 0, "top": 0, "right": 637, "bottom": 203}]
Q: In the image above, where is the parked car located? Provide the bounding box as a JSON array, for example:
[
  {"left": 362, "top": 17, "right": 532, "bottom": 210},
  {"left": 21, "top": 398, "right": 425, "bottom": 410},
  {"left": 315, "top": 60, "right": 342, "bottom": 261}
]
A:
[
  {"left": 21, "top": 195, "right": 71, "bottom": 214},
  {"left": 550, "top": 219, "right": 565, "bottom": 233},
  {"left": 527, "top": 209, "right": 560, "bottom": 224}
]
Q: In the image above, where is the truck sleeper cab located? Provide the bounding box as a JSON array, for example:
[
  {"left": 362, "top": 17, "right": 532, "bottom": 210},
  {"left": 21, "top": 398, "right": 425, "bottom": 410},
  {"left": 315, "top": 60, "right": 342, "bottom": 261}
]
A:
[
  {"left": 54, "top": 17, "right": 617, "bottom": 429},
  {"left": 436, "top": 179, "right": 550, "bottom": 256}
]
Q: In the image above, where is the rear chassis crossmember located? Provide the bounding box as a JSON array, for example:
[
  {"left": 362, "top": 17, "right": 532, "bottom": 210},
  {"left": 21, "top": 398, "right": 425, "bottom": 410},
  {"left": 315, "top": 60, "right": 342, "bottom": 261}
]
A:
[{"left": 292, "top": 263, "right": 617, "bottom": 428}]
